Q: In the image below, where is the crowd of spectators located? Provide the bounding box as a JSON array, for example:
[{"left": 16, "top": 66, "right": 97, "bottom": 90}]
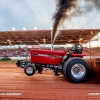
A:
[
  {"left": 0, "top": 46, "right": 65, "bottom": 57},
  {"left": 0, "top": 48, "right": 30, "bottom": 57}
]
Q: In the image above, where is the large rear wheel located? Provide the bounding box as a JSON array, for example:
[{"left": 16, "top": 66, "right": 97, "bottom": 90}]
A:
[{"left": 63, "top": 57, "right": 91, "bottom": 83}]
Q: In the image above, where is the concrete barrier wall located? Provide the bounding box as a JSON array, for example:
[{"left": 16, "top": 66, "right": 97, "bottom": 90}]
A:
[
  {"left": 0, "top": 57, "right": 29, "bottom": 60},
  {"left": 83, "top": 56, "right": 100, "bottom": 59},
  {"left": 0, "top": 56, "right": 100, "bottom": 60}
]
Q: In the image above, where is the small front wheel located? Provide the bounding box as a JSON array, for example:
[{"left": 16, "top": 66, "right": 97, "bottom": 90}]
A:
[{"left": 24, "top": 64, "right": 36, "bottom": 76}]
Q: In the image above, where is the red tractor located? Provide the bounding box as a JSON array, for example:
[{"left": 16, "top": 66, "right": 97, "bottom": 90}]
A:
[{"left": 16, "top": 44, "right": 91, "bottom": 83}]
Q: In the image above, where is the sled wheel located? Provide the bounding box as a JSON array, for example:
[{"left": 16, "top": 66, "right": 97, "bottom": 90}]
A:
[{"left": 63, "top": 57, "right": 91, "bottom": 83}]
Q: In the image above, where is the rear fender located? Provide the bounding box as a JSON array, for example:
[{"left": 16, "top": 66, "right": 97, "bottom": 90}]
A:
[{"left": 70, "top": 54, "right": 86, "bottom": 58}]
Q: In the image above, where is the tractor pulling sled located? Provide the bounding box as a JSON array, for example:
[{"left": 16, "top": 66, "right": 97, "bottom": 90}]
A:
[{"left": 16, "top": 44, "right": 91, "bottom": 83}]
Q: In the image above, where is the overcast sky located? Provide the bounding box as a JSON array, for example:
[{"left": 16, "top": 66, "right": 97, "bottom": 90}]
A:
[{"left": 0, "top": 0, "right": 100, "bottom": 31}]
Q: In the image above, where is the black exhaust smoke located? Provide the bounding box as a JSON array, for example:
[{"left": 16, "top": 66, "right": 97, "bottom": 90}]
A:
[
  {"left": 52, "top": 0, "right": 77, "bottom": 42},
  {"left": 52, "top": 0, "right": 100, "bottom": 43}
]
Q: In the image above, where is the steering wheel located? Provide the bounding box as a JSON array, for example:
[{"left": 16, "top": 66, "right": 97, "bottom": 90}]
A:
[{"left": 72, "top": 44, "right": 83, "bottom": 54}]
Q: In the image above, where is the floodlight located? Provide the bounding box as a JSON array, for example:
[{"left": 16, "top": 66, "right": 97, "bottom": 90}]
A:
[
  {"left": 35, "top": 40, "right": 38, "bottom": 43},
  {"left": 51, "top": 27, "right": 53, "bottom": 30},
  {"left": 12, "top": 28, "right": 15, "bottom": 30},
  {"left": 74, "top": 27, "right": 77, "bottom": 29},
  {"left": 34, "top": 27, "right": 37, "bottom": 30},
  {"left": 23, "top": 28, "right": 26, "bottom": 30}
]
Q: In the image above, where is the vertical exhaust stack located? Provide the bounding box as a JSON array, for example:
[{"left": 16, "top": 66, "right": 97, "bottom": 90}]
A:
[{"left": 52, "top": 0, "right": 100, "bottom": 43}]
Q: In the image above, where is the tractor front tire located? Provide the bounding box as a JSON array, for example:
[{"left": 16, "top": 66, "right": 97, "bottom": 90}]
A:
[
  {"left": 24, "top": 64, "right": 36, "bottom": 76},
  {"left": 63, "top": 57, "right": 91, "bottom": 83},
  {"left": 16, "top": 60, "right": 22, "bottom": 67}
]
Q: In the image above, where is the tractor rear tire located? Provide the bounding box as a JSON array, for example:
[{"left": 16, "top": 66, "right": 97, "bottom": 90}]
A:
[
  {"left": 24, "top": 64, "right": 36, "bottom": 76},
  {"left": 63, "top": 57, "right": 91, "bottom": 83}
]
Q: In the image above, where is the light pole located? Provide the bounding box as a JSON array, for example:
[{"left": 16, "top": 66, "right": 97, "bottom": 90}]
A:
[
  {"left": 51, "top": 27, "right": 53, "bottom": 50},
  {"left": 43, "top": 38, "right": 46, "bottom": 49}
]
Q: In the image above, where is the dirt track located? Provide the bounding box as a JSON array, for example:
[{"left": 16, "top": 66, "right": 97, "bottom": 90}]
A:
[{"left": 0, "top": 63, "right": 100, "bottom": 100}]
